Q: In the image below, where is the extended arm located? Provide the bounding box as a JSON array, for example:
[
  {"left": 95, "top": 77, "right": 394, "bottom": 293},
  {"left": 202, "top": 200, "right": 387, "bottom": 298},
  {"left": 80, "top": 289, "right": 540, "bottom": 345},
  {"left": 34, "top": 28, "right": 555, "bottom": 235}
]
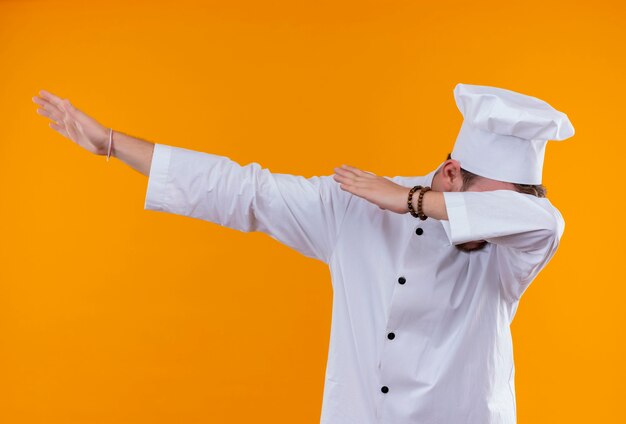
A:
[
  {"left": 33, "top": 90, "right": 354, "bottom": 264},
  {"left": 144, "top": 143, "right": 353, "bottom": 263}
]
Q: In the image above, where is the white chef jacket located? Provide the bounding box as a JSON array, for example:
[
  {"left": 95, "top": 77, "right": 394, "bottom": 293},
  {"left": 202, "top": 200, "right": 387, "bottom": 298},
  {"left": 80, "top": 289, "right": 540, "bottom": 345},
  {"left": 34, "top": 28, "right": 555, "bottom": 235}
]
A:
[{"left": 144, "top": 143, "right": 565, "bottom": 424}]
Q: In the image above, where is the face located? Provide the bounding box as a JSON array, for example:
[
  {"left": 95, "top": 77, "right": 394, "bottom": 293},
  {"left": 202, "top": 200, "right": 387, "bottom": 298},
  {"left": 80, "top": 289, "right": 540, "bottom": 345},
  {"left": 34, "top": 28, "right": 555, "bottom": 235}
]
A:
[{"left": 432, "top": 160, "right": 517, "bottom": 252}]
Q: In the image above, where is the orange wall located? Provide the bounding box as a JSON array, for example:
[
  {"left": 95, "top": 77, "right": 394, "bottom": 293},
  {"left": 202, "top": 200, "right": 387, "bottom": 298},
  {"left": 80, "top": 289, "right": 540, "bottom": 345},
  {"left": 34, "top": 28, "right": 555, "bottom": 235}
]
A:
[{"left": 1, "top": 0, "right": 624, "bottom": 422}]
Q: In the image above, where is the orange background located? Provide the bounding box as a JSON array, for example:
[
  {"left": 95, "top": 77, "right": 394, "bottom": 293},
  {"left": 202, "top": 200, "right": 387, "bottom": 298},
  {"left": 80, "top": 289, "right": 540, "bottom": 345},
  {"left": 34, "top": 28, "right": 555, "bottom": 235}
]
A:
[{"left": 1, "top": 0, "right": 624, "bottom": 422}]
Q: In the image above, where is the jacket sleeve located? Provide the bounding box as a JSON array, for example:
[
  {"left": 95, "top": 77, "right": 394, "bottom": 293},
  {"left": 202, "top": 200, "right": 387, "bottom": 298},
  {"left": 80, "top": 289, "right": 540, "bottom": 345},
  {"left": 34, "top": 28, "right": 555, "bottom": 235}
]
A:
[
  {"left": 143, "top": 143, "right": 353, "bottom": 264},
  {"left": 439, "top": 190, "right": 565, "bottom": 301}
]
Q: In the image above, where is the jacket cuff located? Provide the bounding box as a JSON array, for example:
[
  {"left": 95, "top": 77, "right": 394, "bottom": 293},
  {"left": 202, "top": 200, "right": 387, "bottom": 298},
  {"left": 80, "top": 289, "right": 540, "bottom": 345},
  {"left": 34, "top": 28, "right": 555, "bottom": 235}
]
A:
[
  {"left": 440, "top": 192, "right": 473, "bottom": 245},
  {"left": 144, "top": 143, "right": 173, "bottom": 212}
]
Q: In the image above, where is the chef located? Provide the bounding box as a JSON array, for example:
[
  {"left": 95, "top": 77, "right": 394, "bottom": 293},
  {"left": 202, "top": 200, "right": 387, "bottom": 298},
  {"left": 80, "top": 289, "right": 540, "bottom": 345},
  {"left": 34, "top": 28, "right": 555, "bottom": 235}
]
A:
[{"left": 32, "top": 82, "right": 575, "bottom": 423}]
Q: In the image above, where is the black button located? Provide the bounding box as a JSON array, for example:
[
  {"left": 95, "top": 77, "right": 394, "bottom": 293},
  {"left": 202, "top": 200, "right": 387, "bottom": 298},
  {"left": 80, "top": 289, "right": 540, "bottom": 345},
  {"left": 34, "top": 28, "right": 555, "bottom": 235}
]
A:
[
  {"left": 398, "top": 277, "right": 406, "bottom": 285},
  {"left": 415, "top": 227, "right": 424, "bottom": 236},
  {"left": 387, "top": 332, "right": 395, "bottom": 340},
  {"left": 381, "top": 386, "right": 389, "bottom": 393}
]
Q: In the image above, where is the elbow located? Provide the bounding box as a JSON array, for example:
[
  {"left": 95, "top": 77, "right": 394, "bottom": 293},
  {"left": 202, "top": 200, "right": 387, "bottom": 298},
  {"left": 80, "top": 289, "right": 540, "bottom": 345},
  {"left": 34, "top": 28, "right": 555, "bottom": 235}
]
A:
[
  {"left": 533, "top": 215, "right": 562, "bottom": 251},
  {"left": 529, "top": 202, "right": 564, "bottom": 247},
  {"left": 545, "top": 209, "right": 565, "bottom": 244}
]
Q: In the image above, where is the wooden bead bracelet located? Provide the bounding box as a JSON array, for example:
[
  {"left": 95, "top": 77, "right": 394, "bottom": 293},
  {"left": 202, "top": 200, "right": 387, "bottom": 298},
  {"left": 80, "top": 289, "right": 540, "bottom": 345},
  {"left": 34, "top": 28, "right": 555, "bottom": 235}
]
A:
[{"left": 407, "top": 185, "right": 431, "bottom": 220}]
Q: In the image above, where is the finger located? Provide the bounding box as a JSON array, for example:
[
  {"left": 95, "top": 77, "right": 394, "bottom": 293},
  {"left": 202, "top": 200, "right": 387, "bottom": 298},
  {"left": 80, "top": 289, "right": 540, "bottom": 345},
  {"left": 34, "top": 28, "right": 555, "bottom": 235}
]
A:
[
  {"left": 333, "top": 174, "right": 350, "bottom": 186},
  {"left": 33, "top": 96, "right": 56, "bottom": 115},
  {"left": 39, "top": 90, "right": 65, "bottom": 109},
  {"left": 36, "top": 107, "right": 62, "bottom": 123},
  {"left": 35, "top": 107, "right": 50, "bottom": 117},
  {"left": 34, "top": 96, "right": 64, "bottom": 117},
  {"left": 333, "top": 173, "right": 356, "bottom": 187},
  {"left": 32, "top": 95, "right": 45, "bottom": 106},
  {"left": 334, "top": 174, "right": 361, "bottom": 189},
  {"left": 335, "top": 166, "right": 362, "bottom": 180},
  {"left": 337, "top": 182, "right": 354, "bottom": 193},
  {"left": 341, "top": 164, "right": 375, "bottom": 178},
  {"left": 334, "top": 167, "right": 353, "bottom": 177}
]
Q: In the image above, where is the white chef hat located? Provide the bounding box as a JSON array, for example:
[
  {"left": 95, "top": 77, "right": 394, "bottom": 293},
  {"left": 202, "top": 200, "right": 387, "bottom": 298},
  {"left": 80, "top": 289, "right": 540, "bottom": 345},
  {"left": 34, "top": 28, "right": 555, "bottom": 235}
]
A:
[{"left": 450, "top": 83, "right": 575, "bottom": 185}]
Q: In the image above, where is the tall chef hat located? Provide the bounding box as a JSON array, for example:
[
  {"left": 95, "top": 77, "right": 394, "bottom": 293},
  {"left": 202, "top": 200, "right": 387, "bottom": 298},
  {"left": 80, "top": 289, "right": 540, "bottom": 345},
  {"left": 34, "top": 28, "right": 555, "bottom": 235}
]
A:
[{"left": 450, "top": 83, "right": 575, "bottom": 185}]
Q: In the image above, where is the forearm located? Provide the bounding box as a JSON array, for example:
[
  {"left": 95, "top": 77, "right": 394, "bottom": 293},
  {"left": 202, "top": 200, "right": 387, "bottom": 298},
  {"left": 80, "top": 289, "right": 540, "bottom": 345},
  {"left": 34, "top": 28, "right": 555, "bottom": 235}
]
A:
[
  {"left": 111, "top": 130, "right": 155, "bottom": 177},
  {"left": 409, "top": 190, "right": 448, "bottom": 220},
  {"left": 420, "top": 189, "right": 562, "bottom": 252}
]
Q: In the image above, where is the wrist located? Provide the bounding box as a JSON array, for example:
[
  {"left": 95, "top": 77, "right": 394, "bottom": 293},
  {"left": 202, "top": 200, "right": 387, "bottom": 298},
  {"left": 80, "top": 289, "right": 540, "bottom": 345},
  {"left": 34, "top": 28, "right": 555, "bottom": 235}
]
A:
[
  {"left": 110, "top": 129, "right": 117, "bottom": 158},
  {"left": 406, "top": 185, "right": 422, "bottom": 217},
  {"left": 422, "top": 190, "right": 448, "bottom": 221},
  {"left": 409, "top": 190, "right": 418, "bottom": 214},
  {"left": 406, "top": 185, "right": 432, "bottom": 220},
  {"left": 106, "top": 128, "right": 113, "bottom": 161}
]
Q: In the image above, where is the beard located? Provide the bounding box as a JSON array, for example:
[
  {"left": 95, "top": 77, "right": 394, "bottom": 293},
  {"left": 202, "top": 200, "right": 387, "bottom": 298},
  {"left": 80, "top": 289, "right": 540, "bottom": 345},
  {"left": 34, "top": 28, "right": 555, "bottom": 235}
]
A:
[{"left": 455, "top": 240, "right": 488, "bottom": 252}]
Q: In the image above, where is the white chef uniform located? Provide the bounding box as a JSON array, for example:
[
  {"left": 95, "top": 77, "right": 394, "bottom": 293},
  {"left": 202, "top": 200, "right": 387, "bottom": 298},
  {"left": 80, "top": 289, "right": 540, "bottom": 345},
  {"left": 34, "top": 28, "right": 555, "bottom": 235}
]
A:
[{"left": 143, "top": 83, "right": 574, "bottom": 423}]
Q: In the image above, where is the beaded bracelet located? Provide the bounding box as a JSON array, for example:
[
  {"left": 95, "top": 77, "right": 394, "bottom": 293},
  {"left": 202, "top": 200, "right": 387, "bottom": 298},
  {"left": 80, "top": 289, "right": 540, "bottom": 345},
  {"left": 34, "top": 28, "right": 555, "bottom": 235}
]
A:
[
  {"left": 407, "top": 185, "right": 422, "bottom": 218},
  {"left": 106, "top": 127, "right": 113, "bottom": 162},
  {"left": 417, "top": 186, "right": 432, "bottom": 220}
]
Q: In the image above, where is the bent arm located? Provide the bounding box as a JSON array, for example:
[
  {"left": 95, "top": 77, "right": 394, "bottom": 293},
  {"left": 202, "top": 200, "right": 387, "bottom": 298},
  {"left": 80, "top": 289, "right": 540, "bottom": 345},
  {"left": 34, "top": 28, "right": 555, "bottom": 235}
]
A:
[
  {"left": 420, "top": 190, "right": 448, "bottom": 220},
  {"left": 420, "top": 189, "right": 565, "bottom": 301},
  {"left": 419, "top": 189, "right": 563, "bottom": 252}
]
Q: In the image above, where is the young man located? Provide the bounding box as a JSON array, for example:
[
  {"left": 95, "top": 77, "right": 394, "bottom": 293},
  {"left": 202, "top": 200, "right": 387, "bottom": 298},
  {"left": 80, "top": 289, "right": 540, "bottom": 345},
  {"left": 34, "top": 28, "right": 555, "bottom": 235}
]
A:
[{"left": 32, "top": 82, "right": 574, "bottom": 423}]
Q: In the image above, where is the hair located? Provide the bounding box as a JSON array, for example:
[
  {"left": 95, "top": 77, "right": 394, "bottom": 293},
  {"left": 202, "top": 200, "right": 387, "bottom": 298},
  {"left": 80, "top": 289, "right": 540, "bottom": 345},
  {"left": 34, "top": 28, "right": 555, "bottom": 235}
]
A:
[{"left": 446, "top": 154, "right": 547, "bottom": 198}]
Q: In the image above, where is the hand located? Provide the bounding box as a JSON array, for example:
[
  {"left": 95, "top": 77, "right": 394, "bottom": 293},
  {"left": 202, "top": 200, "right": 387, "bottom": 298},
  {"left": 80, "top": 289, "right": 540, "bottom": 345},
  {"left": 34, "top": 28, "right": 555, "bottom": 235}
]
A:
[
  {"left": 333, "top": 165, "right": 410, "bottom": 214},
  {"left": 32, "top": 90, "right": 110, "bottom": 156}
]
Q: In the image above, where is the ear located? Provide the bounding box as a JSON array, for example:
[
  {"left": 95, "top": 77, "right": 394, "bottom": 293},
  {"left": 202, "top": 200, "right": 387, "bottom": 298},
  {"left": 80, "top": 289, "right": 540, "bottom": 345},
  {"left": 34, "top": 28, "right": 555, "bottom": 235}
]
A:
[{"left": 440, "top": 159, "right": 463, "bottom": 191}]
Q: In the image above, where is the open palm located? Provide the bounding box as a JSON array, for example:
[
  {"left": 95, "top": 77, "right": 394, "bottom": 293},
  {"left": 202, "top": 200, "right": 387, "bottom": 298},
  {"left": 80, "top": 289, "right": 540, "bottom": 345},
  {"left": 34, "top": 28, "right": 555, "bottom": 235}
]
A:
[{"left": 32, "top": 90, "right": 109, "bottom": 156}]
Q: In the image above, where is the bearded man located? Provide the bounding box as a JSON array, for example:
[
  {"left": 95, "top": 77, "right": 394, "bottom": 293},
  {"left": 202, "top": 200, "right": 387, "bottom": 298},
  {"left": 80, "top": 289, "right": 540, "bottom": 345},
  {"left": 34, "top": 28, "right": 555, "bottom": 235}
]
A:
[{"left": 32, "top": 83, "right": 574, "bottom": 423}]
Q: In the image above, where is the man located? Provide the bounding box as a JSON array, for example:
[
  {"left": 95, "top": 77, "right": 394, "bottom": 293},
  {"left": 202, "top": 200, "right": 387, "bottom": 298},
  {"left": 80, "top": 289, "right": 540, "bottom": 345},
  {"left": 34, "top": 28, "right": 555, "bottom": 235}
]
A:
[{"left": 32, "top": 82, "right": 574, "bottom": 423}]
